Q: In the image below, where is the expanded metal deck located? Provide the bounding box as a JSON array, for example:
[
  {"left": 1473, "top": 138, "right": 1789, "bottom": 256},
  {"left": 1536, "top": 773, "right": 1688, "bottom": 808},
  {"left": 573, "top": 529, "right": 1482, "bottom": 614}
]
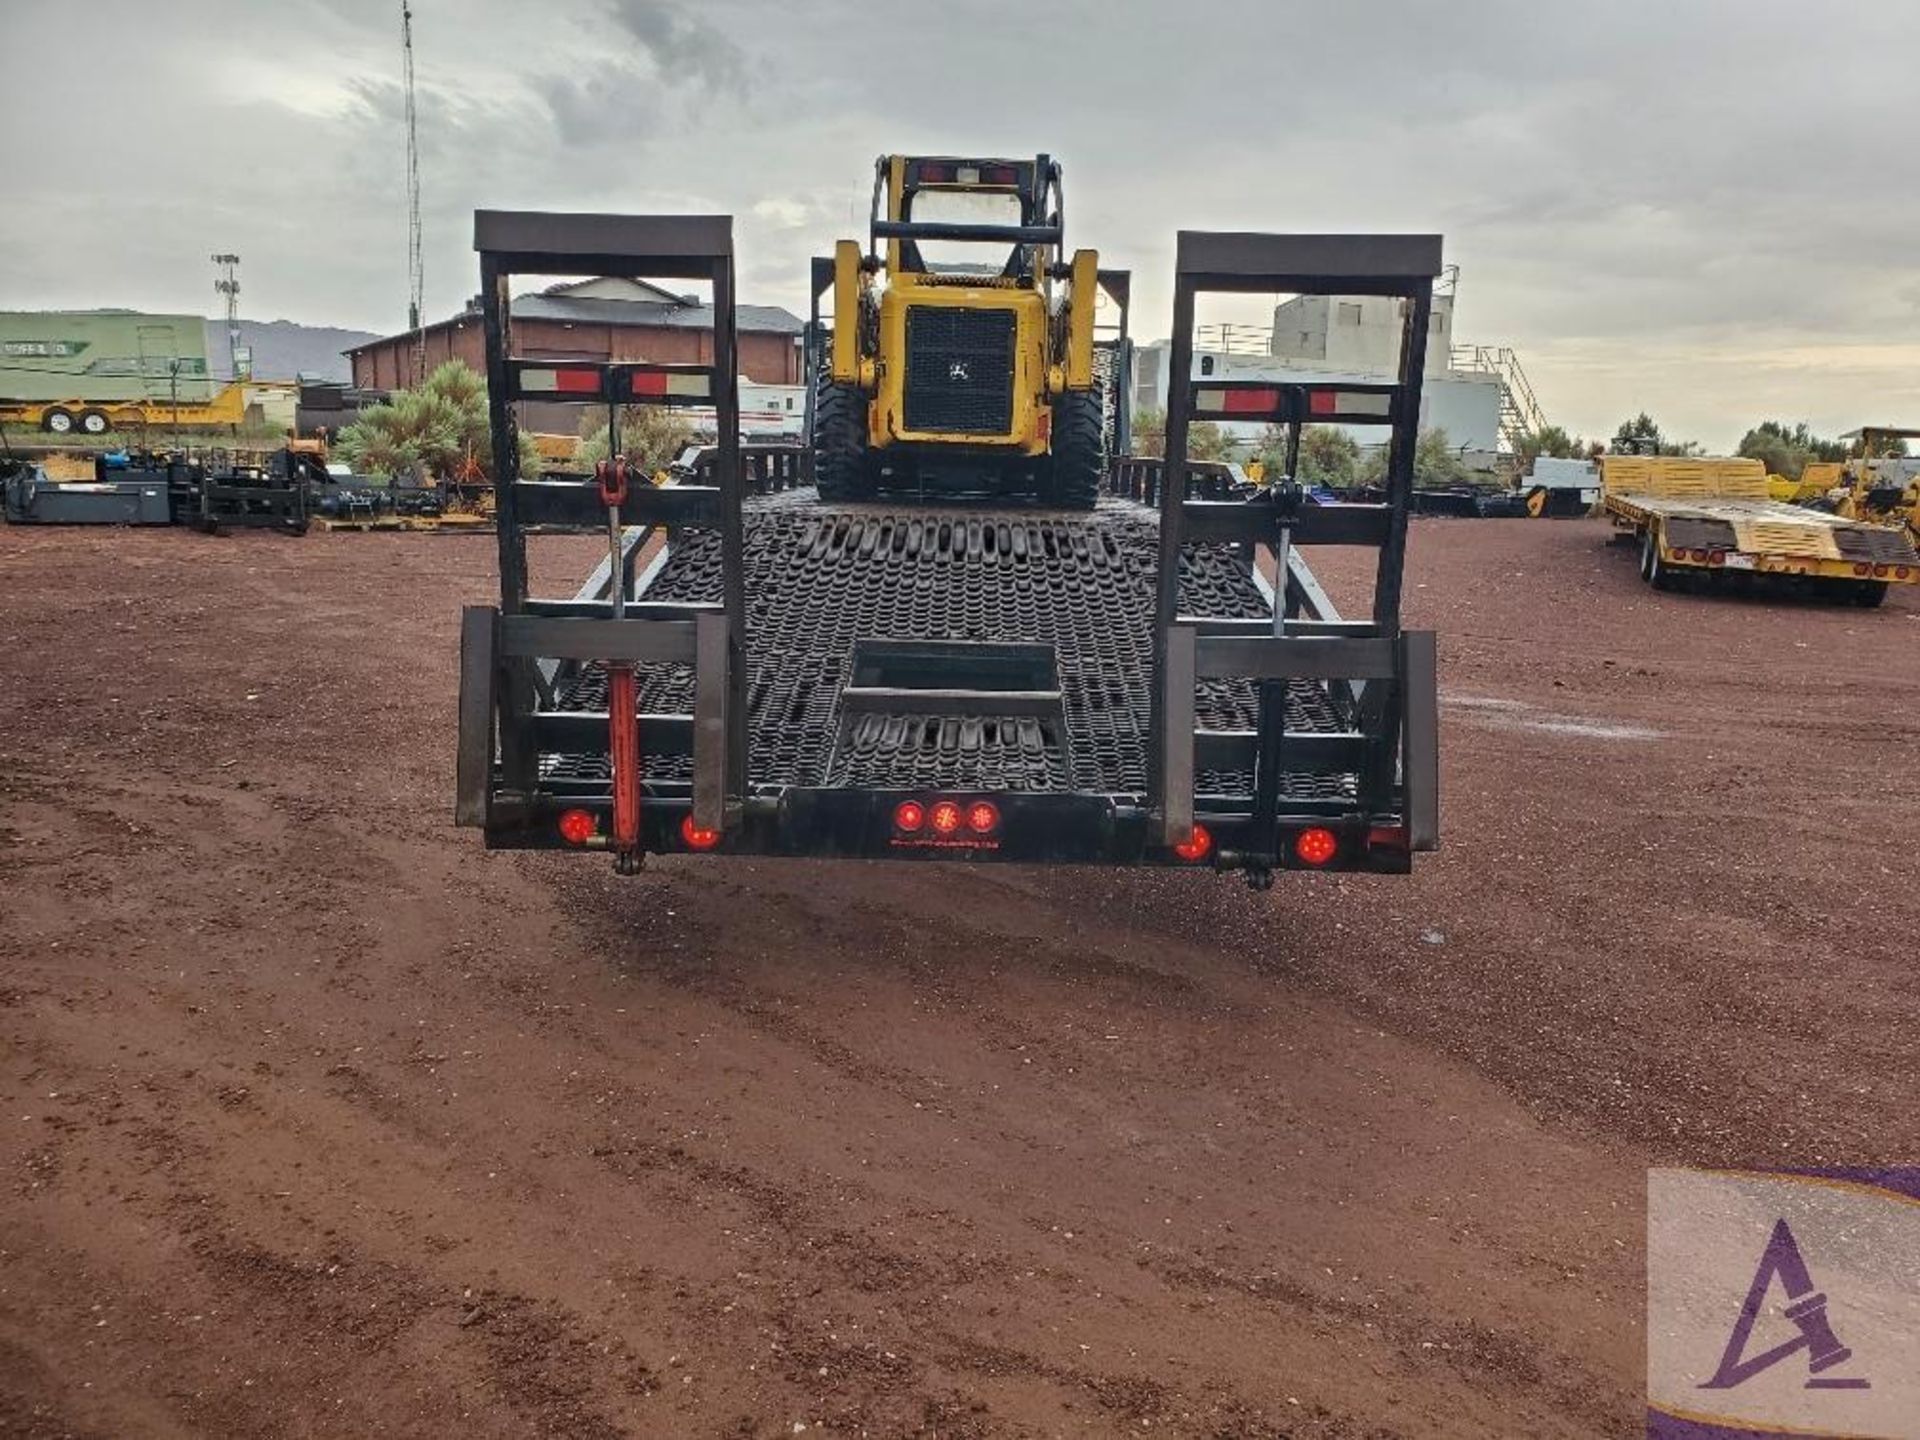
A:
[{"left": 543, "top": 491, "right": 1353, "bottom": 803}]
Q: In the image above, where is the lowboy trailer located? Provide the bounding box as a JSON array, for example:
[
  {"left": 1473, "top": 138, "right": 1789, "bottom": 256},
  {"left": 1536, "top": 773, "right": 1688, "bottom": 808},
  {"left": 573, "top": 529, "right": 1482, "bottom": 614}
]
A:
[
  {"left": 1601, "top": 455, "right": 1920, "bottom": 606},
  {"left": 454, "top": 212, "right": 1440, "bottom": 886}
]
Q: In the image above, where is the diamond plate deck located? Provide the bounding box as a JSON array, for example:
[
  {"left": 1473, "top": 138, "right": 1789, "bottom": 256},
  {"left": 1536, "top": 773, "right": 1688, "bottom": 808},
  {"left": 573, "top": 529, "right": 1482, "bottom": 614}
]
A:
[{"left": 546, "top": 492, "right": 1351, "bottom": 801}]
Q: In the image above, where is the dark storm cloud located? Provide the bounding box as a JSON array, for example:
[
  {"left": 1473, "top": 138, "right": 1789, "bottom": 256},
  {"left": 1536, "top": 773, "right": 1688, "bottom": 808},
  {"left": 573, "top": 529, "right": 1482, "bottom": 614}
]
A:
[
  {"left": 606, "top": 0, "right": 747, "bottom": 95},
  {"left": 532, "top": 0, "right": 750, "bottom": 149},
  {"left": 3, "top": 0, "right": 1916, "bottom": 443}
]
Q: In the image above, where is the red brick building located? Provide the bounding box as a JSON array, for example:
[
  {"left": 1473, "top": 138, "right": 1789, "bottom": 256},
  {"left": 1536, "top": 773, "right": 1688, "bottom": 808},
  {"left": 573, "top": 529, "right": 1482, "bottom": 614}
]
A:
[{"left": 345, "top": 277, "right": 805, "bottom": 397}]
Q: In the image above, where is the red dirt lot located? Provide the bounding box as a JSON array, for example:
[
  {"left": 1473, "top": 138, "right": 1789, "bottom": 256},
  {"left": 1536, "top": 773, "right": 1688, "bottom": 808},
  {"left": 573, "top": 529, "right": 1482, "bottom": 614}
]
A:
[{"left": 0, "top": 517, "right": 1914, "bottom": 1438}]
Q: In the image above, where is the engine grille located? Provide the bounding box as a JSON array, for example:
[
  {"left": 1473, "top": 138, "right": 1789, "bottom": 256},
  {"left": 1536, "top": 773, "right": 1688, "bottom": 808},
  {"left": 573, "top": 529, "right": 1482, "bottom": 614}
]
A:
[{"left": 903, "top": 306, "right": 1016, "bottom": 435}]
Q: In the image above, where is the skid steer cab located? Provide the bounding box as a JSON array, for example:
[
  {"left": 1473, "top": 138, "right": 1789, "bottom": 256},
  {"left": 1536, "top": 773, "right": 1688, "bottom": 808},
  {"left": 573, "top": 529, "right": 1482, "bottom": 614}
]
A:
[{"left": 807, "top": 154, "right": 1125, "bottom": 508}]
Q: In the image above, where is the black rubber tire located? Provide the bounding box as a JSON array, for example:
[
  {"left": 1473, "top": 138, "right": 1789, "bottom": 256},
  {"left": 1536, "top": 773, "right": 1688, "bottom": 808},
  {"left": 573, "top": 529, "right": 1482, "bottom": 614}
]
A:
[
  {"left": 1639, "top": 528, "right": 1656, "bottom": 581},
  {"left": 1644, "top": 528, "right": 1674, "bottom": 590},
  {"left": 810, "top": 374, "right": 875, "bottom": 502},
  {"left": 42, "top": 408, "right": 74, "bottom": 435},
  {"left": 1046, "top": 387, "right": 1105, "bottom": 510},
  {"left": 79, "top": 409, "right": 110, "bottom": 436},
  {"left": 1854, "top": 580, "right": 1888, "bottom": 608}
]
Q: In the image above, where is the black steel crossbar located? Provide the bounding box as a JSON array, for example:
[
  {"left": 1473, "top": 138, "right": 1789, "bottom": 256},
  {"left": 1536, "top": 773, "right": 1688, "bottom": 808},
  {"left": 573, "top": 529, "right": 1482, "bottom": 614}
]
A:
[
  {"left": 1186, "top": 379, "right": 1400, "bottom": 426},
  {"left": 512, "top": 480, "right": 723, "bottom": 529},
  {"left": 1180, "top": 500, "right": 1393, "bottom": 547},
  {"left": 505, "top": 358, "right": 719, "bottom": 409}
]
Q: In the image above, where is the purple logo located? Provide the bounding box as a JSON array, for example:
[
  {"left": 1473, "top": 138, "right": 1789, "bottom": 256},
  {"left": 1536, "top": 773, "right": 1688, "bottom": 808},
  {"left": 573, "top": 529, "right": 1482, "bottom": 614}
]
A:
[
  {"left": 1699, "top": 1218, "right": 1869, "bottom": 1393},
  {"left": 1646, "top": 1167, "right": 1918, "bottom": 1439}
]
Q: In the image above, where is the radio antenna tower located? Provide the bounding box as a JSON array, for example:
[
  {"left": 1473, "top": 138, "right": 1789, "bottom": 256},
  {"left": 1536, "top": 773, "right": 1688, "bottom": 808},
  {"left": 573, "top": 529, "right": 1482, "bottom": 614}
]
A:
[
  {"left": 211, "top": 253, "right": 244, "bottom": 379},
  {"left": 402, "top": 1, "right": 425, "bottom": 387}
]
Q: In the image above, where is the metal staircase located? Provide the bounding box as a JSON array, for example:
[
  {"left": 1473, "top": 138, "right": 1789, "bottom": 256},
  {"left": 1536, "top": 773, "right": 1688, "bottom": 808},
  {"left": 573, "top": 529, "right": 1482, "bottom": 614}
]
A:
[{"left": 1451, "top": 343, "right": 1548, "bottom": 453}]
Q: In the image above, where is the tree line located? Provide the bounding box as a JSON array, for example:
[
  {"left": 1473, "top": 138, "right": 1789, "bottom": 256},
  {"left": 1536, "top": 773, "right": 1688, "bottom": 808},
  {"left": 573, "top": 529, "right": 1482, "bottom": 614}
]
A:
[{"left": 1131, "top": 405, "right": 1908, "bottom": 490}]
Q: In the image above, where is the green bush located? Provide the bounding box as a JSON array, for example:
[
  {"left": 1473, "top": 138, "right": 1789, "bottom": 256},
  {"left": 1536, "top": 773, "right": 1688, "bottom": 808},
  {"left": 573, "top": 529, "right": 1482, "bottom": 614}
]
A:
[
  {"left": 335, "top": 361, "right": 537, "bottom": 479},
  {"left": 1129, "top": 406, "right": 1232, "bottom": 461},
  {"left": 1359, "top": 426, "right": 1472, "bottom": 489},
  {"left": 578, "top": 405, "right": 696, "bottom": 475},
  {"left": 1256, "top": 424, "right": 1362, "bottom": 487}
]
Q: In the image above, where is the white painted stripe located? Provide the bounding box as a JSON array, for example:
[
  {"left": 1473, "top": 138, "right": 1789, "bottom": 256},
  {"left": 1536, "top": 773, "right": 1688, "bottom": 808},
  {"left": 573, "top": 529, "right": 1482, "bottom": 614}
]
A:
[
  {"left": 518, "top": 368, "right": 559, "bottom": 393},
  {"left": 1336, "top": 391, "right": 1393, "bottom": 416},
  {"left": 1195, "top": 389, "right": 1225, "bottom": 411},
  {"left": 664, "top": 372, "right": 709, "bottom": 398}
]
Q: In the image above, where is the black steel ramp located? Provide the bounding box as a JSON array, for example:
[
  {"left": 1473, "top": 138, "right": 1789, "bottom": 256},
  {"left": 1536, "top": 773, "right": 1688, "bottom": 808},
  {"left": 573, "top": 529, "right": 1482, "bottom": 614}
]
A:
[{"left": 547, "top": 492, "right": 1351, "bottom": 802}]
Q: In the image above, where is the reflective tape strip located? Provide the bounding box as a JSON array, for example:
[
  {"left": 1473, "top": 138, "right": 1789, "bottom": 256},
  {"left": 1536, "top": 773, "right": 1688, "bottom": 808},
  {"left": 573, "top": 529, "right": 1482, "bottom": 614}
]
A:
[
  {"left": 1191, "top": 385, "right": 1394, "bottom": 419},
  {"left": 518, "top": 367, "right": 602, "bottom": 395},
  {"left": 1194, "top": 387, "right": 1279, "bottom": 415},
  {"left": 1317, "top": 390, "right": 1392, "bottom": 417},
  {"left": 629, "top": 370, "right": 711, "bottom": 400}
]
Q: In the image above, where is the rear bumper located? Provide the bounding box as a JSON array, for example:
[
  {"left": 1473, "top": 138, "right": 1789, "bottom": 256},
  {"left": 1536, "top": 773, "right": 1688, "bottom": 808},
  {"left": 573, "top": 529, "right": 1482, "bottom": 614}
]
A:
[
  {"left": 873, "top": 434, "right": 1049, "bottom": 461},
  {"left": 478, "top": 786, "right": 1415, "bottom": 874}
]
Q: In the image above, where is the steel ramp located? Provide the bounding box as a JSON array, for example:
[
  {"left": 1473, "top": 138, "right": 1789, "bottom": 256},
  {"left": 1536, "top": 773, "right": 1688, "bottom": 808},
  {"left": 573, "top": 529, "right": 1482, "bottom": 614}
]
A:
[{"left": 540, "top": 495, "right": 1355, "bottom": 803}]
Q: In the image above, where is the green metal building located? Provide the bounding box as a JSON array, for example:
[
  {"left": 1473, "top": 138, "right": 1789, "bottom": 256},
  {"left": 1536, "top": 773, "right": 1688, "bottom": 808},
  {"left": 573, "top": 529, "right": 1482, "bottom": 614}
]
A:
[{"left": 0, "top": 310, "right": 213, "bottom": 403}]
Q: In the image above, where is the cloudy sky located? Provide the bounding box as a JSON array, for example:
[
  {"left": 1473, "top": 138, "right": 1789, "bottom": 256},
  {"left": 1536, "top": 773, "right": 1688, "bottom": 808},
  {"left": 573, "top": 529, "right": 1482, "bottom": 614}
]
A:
[{"left": 4, "top": 0, "right": 1917, "bottom": 449}]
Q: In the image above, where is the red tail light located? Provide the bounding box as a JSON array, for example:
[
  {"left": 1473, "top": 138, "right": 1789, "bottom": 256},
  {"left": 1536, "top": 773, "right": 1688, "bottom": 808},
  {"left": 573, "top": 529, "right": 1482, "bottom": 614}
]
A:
[
  {"left": 557, "top": 808, "right": 599, "bottom": 845},
  {"left": 1294, "top": 827, "right": 1338, "bottom": 866},
  {"left": 1172, "top": 824, "right": 1212, "bottom": 862},
  {"left": 981, "top": 164, "right": 1018, "bottom": 185},
  {"left": 680, "top": 813, "right": 721, "bottom": 851},
  {"left": 918, "top": 162, "right": 953, "bottom": 183},
  {"left": 929, "top": 800, "right": 963, "bottom": 836},
  {"left": 1873, "top": 564, "right": 1890, "bottom": 577},
  {"left": 893, "top": 800, "right": 926, "bottom": 832},
  {"left": 966, "top": 801, "right": 1000, "bottom": 834},
  {"left": 1854, "top": 563, "right": 1873, "bottom": 576},
  {"left": 1707, "top": 549, "right": 1726, "bottom": 567}
]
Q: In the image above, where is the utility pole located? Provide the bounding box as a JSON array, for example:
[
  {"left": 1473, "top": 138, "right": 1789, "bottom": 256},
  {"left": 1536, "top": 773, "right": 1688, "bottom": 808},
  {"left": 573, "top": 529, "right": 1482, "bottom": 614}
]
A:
[
  {"left": 402, "top": 1, "right": 425, "bottom": 388},
  {"left": 211, "top": 253, "right": 245, "bottom": 380}
]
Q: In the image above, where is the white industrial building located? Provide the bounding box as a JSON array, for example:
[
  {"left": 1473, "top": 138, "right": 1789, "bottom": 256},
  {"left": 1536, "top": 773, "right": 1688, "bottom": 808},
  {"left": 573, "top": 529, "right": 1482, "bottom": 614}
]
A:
[{"left": 1131, "top": 279, "right": 1543, "bottom": 468}]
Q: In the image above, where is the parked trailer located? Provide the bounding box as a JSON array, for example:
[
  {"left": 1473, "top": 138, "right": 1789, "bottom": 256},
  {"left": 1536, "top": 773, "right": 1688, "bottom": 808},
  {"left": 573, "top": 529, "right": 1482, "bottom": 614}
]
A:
[
  {"left": 0, "top": 382, "right": 249, "bottom": 437},
  {"left": 1601, "top": 455, "right": 1920, "bottom": 606},
  {"left": 454, "top": 212, "right": 1439, "bottom": 887}
]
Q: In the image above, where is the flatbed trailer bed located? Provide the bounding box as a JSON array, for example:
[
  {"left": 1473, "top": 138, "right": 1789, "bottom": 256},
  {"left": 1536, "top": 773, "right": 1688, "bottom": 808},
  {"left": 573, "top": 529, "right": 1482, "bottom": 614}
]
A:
[
  {"left": 519, "top": 491, "right": 1373, "bottom": 863},
  {"left": 455, "top": 212, "right": 1441, "bottom": 883},
  {"left": 1601, "top": 456, "right": 1920, "bottom": 600}
]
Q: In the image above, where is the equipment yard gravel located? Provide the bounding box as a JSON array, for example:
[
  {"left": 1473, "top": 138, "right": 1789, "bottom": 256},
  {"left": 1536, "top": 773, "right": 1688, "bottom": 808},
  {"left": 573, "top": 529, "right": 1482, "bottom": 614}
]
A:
[{"left": 2, "top": 516, "right": 1914, "bottom": 1437}]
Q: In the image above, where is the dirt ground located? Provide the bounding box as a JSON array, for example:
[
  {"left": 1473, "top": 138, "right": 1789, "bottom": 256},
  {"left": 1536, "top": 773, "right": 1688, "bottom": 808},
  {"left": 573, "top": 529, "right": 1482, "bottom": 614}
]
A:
[{"left": 1, "top": 516, "right": 1914, "bottom": 1438}]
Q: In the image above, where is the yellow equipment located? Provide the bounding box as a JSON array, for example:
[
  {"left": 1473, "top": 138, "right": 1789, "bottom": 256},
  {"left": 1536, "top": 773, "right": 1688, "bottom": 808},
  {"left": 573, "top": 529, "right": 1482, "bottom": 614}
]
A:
[
  {"left": 530, "top": 431, "right": 582, "bottom": 465},
  {"left": 814, "top": 154, "right": 1108, "bottom": 507},
  {"left": 1832, "top": 426, "right": 1920, "bottom": 542},
  {"left": 1600, "top": 454, "right": 1920, "bottom": 605},
  {"left": 0, "top": 382, "right": 249, "bottom": 437},
  {"left": 1766, "top": 461, "right": 1843, "bottom": 505}
]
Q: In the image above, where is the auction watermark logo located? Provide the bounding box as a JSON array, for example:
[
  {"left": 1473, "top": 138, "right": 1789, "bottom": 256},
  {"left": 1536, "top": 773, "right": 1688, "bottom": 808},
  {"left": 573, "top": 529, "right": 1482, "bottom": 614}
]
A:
[{"left": 1648, "top": 1168, "right": 1920, "bottom": 1438}]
